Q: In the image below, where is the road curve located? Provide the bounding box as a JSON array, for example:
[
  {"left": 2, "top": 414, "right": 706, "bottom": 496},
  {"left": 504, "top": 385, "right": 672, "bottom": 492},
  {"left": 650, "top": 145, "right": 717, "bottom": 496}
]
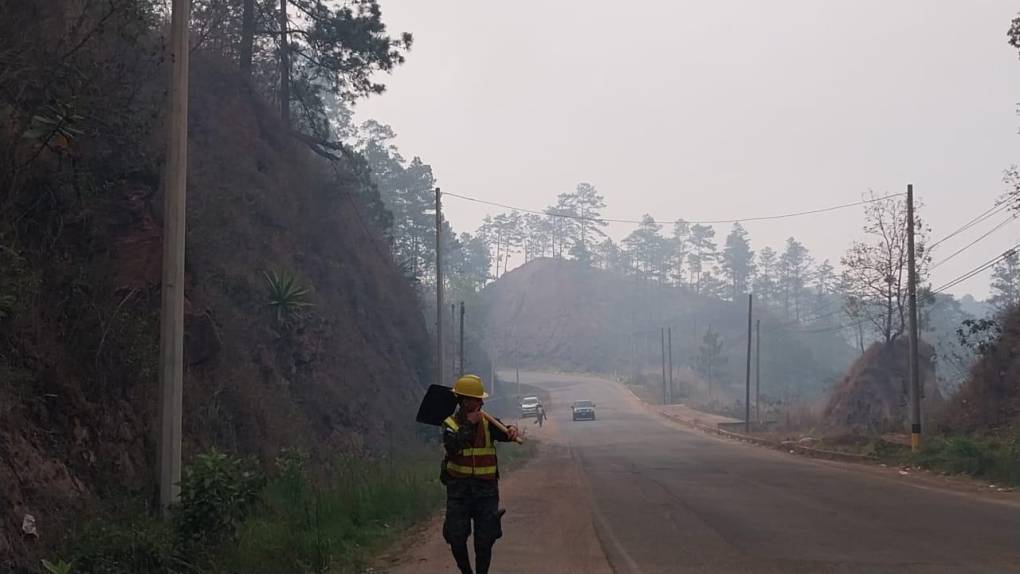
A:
[{"left": 531, "top": 371, "right": 1020, "bottom": 574}]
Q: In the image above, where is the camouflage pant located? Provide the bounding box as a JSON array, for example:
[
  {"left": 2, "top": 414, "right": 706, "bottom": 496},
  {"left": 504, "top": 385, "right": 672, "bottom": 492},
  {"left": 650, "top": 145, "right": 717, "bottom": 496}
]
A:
[{"left": 443, "top": 491, "right": 502, "bottom": 548}]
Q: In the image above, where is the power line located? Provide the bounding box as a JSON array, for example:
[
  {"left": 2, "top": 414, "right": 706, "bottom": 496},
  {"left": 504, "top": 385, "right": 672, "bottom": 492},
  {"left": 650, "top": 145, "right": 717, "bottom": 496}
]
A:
[
  {"left": 440, "top": 191, "right": 906, "bottom": 226},
  {"left": 933, "top": 243, "right": 1020, "bottom": 294},
  {"left": 929, "top": 214, "right": 1017, "bottom": 271},
  {"left": 928, "top": 202, "right": 1009, "bottom": 250},
  {"left": 760, "top": 302, "right": 846, "bottom": 334},
  {"left": 779, "top": 241, "right": 1020, "bottom": 335}
]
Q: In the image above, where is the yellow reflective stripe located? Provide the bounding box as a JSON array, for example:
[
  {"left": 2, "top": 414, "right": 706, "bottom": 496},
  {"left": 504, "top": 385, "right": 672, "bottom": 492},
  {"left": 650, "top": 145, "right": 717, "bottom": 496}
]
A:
[
  {"left": 482, "top": 417, "right": 492, "bottom": 446},
  {"left": 461, "top": 447, "right": 497, "bottom": 456},
  {"left": 446, "top": 463, "right": 497, "bottom": 476},
  {"left": 444, "top": 416, "right": 459, "bottom": 431}
]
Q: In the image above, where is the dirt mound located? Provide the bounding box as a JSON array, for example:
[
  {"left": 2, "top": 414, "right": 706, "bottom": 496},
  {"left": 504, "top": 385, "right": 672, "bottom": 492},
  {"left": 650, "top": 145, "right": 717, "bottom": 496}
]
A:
[
  {"left": 824, "top": 339, "right": 943, "bottom": 432},
  {"left": 943, "top": 308, "right": 1020, "bottom": 433},
  {"left": 0, "top": 5, "right": 430, "bottom": 564}
]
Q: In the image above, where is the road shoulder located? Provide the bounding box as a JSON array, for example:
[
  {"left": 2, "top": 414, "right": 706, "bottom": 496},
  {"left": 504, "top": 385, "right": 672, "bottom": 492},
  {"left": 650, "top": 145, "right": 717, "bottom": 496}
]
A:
[{"left": 373, "top": 416, "right": 612, "bottom": 574}]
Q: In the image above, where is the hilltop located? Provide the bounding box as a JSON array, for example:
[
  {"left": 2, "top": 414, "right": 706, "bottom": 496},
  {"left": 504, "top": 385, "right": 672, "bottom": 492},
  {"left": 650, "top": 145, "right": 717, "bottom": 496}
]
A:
[{"left": 479, "top": 258, "right": 856, "bottom": 401}]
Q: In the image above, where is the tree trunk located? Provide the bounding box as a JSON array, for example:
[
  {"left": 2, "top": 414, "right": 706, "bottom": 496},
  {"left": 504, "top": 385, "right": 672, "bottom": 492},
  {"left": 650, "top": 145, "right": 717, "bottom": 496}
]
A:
[
  {"left": 278, "top": 0, "right": 291, "bottom": 126},
  {"left": 239, "top": 0, "right": 255, "bottom": 79},
  {"left": 494, "top": 229, "right": 502, "bottom": 278}
]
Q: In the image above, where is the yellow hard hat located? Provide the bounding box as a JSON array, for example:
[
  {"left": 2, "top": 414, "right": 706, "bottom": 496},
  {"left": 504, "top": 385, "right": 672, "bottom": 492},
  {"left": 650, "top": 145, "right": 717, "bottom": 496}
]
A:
[{"left": 453, "top": 374, "right": 488, "bottom": 399}]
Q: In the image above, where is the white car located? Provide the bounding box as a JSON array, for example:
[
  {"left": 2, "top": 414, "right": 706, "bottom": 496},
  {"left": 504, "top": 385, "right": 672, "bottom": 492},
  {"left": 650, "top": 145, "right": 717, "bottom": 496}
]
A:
[{"left": 519, "top": 395, "right": 541, "bottom": 418}]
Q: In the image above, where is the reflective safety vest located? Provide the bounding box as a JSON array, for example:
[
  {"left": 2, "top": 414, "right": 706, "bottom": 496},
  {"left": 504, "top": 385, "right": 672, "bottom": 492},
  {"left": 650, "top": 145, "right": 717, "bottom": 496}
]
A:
[{"left": 443, "top": 415, "right": 498, "bottom": 480}]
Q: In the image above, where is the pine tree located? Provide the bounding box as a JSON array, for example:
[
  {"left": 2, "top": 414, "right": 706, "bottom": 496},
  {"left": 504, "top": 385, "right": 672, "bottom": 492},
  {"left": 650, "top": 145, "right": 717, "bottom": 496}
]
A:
[
  {"left": 989, "top": 249, "right": 1020, "bottom": 314},
  {"left": 670, "top": 219, "right": 691, "bottom": 287},
  {"left": 687, "top": 224, "right": 717, "bottom": 294},
  {"left": 695, "top": 327, "right": 727, "bottom": 401},
  {"left": 554, "top": 183, "right": 608, "bottom": 263},
  {"left": 778, "top": 237, "right": 812, "bottom": 320},
  {"left": 622, "top": 215, "right": 667, "bottom": 282},
  {"left": 754, "top": 246, "right": 779, "bottom": 309},
  {"left": 721, "top": 222, "right": 755, "bottom": 300}
]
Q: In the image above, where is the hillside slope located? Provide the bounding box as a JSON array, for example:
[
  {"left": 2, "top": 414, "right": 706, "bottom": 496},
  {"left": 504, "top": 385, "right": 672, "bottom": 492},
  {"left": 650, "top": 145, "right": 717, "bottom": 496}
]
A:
[
  {"left": 479, "top": 259, "right": 855, "bottom": 399},
  {"left": 943, "top": 307, "right": 1020, "bottom": 433},
  {"left": 0, "top": 3, "right": 430, "bottom": 561}
]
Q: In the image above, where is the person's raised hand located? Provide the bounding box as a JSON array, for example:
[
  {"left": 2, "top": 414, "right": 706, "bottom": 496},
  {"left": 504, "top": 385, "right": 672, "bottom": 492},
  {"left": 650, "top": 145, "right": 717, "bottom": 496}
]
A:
[{"left": 506, "top": 425, "right": 519, "bottom": 441}]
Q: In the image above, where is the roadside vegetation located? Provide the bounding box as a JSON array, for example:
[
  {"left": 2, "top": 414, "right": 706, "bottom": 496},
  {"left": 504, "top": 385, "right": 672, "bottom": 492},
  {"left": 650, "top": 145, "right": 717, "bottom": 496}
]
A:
[
  {"left": 47, "top": 448, "right": 440, "bottom": 574},
  {"left": 802, "top": 433, "right": 1020, "bottom": 487},
  {"left": 48, "top": 439, "right": 537, "bottom": 574}
]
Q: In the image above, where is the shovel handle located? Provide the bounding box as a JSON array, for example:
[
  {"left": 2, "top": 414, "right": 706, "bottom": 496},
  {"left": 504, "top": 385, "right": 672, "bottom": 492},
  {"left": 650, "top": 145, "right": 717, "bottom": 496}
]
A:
[{"left": 482, "top": 411, "right": 524, "bottom": 444}]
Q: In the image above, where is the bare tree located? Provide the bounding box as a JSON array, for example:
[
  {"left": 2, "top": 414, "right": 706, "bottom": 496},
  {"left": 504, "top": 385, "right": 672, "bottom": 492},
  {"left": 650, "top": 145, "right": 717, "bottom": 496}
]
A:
[{"left": 840, "top": 193, "right": 929, "bottom": 345}]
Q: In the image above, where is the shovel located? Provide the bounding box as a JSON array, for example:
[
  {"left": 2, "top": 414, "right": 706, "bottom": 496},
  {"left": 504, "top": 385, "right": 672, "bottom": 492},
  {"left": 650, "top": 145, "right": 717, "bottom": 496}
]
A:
[{"left": 416, "top": 384, "right": 524, "bottom": 444}]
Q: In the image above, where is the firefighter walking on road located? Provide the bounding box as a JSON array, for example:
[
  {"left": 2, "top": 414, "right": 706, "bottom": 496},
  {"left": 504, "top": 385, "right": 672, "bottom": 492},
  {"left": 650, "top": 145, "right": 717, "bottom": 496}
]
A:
[{"left": 441, "top": 375, "right": 520, "bottom": 574}]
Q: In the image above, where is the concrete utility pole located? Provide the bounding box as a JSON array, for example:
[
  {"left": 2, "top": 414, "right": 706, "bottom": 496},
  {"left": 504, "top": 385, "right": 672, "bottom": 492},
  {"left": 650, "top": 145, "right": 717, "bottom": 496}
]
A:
[
  {"left": 459, "top": 302, "right": 465, "bottom": 377},
  {"left": 755, "top": 319, "right": 761, "bottom": 424},
  {"left": 667, "top": 327, "right": 673, "bottom": 404},
  {"left": 660, "top": 328, "right": 667, "bottom": 404},
  {"left": 435, "top": 188, "right": 443, "bottom": 387},
  {"left": 906, "top": 183, "right": 922, "bottom": 451},
  {"left": 158, "top": 0, "right": 190, "bottom": 513},
  {"left": 744, "top": 294, "right": 753, "bottom": 433}
]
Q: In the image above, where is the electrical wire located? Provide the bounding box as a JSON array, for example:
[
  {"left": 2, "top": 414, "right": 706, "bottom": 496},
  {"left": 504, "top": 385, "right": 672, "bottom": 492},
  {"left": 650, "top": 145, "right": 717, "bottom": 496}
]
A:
[
  {"left": 775, "top": 241, "right": 1020, "bottom": 335},
  {"left": 929, "top": 214, "right": 1017, "bottom": 271},
  {"left": 932, "top": 243, "right": 1020, "bottom": 294},
  {"left": 440, "top": 191, "right": 906, "bottom": 226},
  {"left": 928, "top": 202, "right": 1010, "bottom": 250}
]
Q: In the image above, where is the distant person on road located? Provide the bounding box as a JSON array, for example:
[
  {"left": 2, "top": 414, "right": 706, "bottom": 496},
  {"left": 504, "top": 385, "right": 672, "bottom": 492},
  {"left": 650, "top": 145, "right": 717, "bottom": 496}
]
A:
[
  {"left": 535, "top": 404, "right": 546, "bottom": 427},
  {"left": 441, "top": 375, "right": 520, "bottom": 574}
]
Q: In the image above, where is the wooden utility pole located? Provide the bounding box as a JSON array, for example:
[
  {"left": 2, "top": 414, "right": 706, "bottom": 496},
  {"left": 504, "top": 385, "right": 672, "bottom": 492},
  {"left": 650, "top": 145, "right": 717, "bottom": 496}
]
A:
[
  {"left": 515, "top": 338, "right": 521, "bottom": 401},
  {"left": 158, "top": 0, "right": 190, "bottom": 513},
  {"left": 667, "top": 327, "right": 673, "bottom": 404},
  {"left": 450, "top": 303, "right": 456, "bottom": 382},
  {"left": 660, "top": 328, "right": 667, "bottom": 404},
  {"left": 744, "top": 294, "right": 753, "bottom": 433},
  {"left": 435, "top": 188, "right": 443, "bottom": 386},
  {"left": 459, "top": 302, "right": 465, "bottom": 377},
  {"left": 906, "top": 183, "right": 922, "bottom": 451},
  {"left": 755, "top": 319, "right": 761, "bottom": 424},
  {"left": 278, "top": 0, "right": 290, "bottom": 125}
]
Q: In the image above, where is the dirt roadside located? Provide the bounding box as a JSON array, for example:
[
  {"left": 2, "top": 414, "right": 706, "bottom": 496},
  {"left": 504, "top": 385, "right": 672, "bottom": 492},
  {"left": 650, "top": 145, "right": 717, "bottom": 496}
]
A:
[{"left": 372, "top": 414, "right": 612, "bottom": 574}]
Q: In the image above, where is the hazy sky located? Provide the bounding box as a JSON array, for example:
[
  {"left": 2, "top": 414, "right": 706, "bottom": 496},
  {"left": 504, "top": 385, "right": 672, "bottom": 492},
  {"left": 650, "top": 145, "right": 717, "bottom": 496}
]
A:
[{"left": 357, "top": 1, "right": 1020, "bottom": 299}]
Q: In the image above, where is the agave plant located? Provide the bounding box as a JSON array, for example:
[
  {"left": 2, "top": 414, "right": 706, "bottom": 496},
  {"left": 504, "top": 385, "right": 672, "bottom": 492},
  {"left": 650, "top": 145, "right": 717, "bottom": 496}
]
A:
[
  {"left": 22, "top": 102, "right": 84, "bottom": 151},
  {"left": 263, "top": 269, "right": 312, "bottom": 322},
  {"left": 41, "top": 559, "right": 73, "bottom": 574}
]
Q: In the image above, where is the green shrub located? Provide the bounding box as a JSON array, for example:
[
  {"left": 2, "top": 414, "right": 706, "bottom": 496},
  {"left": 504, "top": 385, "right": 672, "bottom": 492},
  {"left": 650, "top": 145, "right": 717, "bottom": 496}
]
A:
[
  {"left": 220, "top": 455, "right": 444, "bottom": 574},
  {"left": 173, "top": 448, "right": 266, "bottom": 548},
  {"left": 912, "top": 434, "right": 1020, "bottom": 486},
  {"left": 67, "top": 511, "right": 177, "bottom": 574}
]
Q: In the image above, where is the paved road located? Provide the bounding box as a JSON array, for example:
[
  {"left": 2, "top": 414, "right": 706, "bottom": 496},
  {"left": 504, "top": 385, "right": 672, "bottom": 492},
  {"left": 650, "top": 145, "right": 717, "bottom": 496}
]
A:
[{"left": 529, "top": 372, "right": 1020, "bottom": 574}]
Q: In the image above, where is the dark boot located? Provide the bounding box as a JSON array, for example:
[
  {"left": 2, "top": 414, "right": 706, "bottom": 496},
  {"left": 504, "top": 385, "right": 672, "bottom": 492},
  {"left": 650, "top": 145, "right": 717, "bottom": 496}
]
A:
[
  {"left": 474, "top": 541, "right": 493, "bottom": 574},
  {"left": 451, "top": 544, "right": 473, "bottom": 574}
]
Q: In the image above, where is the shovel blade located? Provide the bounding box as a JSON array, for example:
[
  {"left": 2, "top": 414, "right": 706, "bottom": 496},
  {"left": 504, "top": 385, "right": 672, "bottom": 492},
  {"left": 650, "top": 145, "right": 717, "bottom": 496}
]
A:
[{"left": 416, "top": 384, "right": 459, "bottom": 426}]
